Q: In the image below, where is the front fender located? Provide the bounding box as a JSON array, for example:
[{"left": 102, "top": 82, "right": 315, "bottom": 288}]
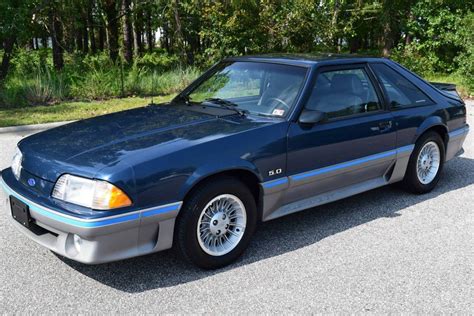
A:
[{"left": 178, "top": 159, "right": 263, "bottom": 200}]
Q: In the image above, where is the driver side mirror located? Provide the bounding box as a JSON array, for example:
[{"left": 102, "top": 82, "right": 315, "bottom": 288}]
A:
[{"left": 298, "top": 109, "right": 327, "bottom": 125}]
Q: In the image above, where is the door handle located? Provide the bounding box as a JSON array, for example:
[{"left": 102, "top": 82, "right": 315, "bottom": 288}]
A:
[
  {"left": 379, "top": 121, "right": 392, "bottom": 130},
  {"left": 371, "top": 121, "right": 392, "bottom": 132}
]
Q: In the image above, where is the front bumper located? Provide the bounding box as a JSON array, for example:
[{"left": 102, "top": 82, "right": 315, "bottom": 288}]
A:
[{"left": 1, "top": 170, "right": 182, "bottom": 264}]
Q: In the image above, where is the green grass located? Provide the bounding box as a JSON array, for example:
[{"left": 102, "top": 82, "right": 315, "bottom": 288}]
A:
[{"left": 0, "top": 95, "right": 174, "bottom": 127}]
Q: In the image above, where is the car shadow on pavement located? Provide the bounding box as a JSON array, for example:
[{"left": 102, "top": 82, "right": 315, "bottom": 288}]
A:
[{"left": 58, "top": 156, "right": 474, "bottom": 293}]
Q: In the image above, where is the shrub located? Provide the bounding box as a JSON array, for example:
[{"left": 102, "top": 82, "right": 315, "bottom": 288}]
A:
[
  {"left": 68, "top": 64, "right": 122, "bottom": 99},
  {"left": 454, "top": 12, "right": 474, "bottom": 96},
  {"left": 134, "top": 52, "right": 181, "bottom": 72},
  {"left": 0, "top": 66, "right": 68, "bottom": 107},
  {"left": 9, "top": 48, "right": 51, "bottom": 77},
  {"left": 391, "top": 44, "right": 437, "bottom": 77},
  {"left": 0, "top": 49, "right": 202, "bottom": 107},
  {"left": 25, "top": 66, "right": 68, "bottom": 104}
]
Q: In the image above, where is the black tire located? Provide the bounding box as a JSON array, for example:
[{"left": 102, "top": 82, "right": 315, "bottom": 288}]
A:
[
  {"left": 402, "top": 131, "right": 445, "bottom": 194},
  {"left": 174, "top": 177, "right": 257, "bottom": 269}
]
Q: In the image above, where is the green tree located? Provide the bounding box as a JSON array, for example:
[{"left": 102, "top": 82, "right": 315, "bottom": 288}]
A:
[{"left": 0, "top": 0, "right": 36, "bottom": 80}]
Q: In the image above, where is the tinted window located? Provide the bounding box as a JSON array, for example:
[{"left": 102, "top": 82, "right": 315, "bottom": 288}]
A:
[
  {"left": 305, "top": 68, "right": 382, "bottom": 119},
  {"left": 371, "top": 63, "right": 432, "bottom": 109}
]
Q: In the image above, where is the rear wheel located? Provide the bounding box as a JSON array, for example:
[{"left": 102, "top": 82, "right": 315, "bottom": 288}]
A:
[
  {"left": 402, "top": 131, "right": 445, "bottom": 194},
  {"left": 175, "top": 177, "right": 257, "bottom": 269}
]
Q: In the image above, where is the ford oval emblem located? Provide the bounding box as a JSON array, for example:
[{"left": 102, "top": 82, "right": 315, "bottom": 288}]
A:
[{"left": 27, "top": 178, "right": 36, "bottom": 187}]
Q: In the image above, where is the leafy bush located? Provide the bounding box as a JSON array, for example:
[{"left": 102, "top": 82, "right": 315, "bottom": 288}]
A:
[
  {"left": 134, "top": 52, "right": 181, "bottom": 72},
  {"left": 391, "top": 44, "right": 437, "bottom": 76},
  {"left": 0, "top": 65, "right": 68, "bottom": 107},
  {"left": 68, "top": 62, "right": 122, "bottom": 99},
  {"left": 9, "top": 48, "right": 51, "bottom": 77},
  {"left": 454, "top": 12, "right": 474, "bottom": 96},
  {"left": 25, "top": 66, "right": 68, "bottom": 104}
]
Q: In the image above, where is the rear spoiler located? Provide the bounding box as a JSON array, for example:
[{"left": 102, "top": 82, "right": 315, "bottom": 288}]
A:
[{"left": 429, "top": 82, "right": 462, "bottom": 100}]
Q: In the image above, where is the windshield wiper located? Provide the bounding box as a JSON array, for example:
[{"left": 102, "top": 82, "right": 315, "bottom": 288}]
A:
[
  {"left": 254, "top": 112, "right": 280, "bottom": 118},
  {"left": 204, "top": 98, "right": 247, "bottom": 116},
  {"left": 174, "top": 94, "right": 191, "bottom": 105}
]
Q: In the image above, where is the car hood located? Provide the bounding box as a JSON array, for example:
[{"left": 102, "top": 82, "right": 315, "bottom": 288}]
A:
[{"left": 18, "top": 104, "right": 272, "bottom": 182}]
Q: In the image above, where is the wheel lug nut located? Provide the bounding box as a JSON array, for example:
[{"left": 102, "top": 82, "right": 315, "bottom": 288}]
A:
[
  {"left": 216, "top": 230, "right": 221, "bottom": 235},
  {"left": 222, "top": 214, "right": 226, "bottom": 220},
  {"left": 213, "top": 220, "right": 218, "bottom": 225},
  {"left": 225, "top": 224, "right": 229, "bottom": 229}
]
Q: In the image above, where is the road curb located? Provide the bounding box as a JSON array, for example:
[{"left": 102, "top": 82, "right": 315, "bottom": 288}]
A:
[{"left": 0, "top": 121, "right": 73, "bottom": 134}]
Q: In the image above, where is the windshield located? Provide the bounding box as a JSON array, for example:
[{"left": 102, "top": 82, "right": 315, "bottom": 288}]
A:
[{"left": 186, "top": 61, "right": 308, "bottom": 117}]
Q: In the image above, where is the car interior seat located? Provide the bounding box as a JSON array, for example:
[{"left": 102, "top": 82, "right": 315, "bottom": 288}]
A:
[{"left": 306, "top": 73, "right": 363, "bottom": 117}]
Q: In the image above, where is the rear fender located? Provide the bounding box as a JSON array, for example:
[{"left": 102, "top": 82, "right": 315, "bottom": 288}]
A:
[{"left": 413, "top": 116, "right": 447, "bottom": 144}]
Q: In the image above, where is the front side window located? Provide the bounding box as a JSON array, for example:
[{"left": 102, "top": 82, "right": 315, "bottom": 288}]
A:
[
  {"left": 370, "top": 63, "right": 432, "bottom": 109},
  {"left": 304, "top": 68, "right": 382, "bottom": 119},
  {"left": 187, "top": 62, "right": 307, "bottom": 117}
]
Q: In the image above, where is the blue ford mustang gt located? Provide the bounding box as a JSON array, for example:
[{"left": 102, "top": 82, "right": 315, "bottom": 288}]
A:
[{"left": 1, "top": 55, "right": 469, "bottom": 269}]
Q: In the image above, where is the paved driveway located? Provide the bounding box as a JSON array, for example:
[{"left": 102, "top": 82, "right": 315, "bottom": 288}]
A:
[{"left": 1, "top": 102, "right": 473, "bottom": 313}]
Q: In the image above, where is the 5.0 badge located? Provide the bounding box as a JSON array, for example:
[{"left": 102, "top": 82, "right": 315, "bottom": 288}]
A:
[{"left": 268, "top": 168, "right": 282, "bottom": 176}]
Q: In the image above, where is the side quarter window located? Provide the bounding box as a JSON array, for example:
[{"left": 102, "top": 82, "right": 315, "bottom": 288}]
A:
[
  {"left": 370, "top": 63, "right": 433, "bottom": 109},
  {"left": 304, "top": 68, "right": 382, "bottom": 120}
]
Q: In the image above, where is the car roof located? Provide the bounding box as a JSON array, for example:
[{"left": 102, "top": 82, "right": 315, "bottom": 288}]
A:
[{"left": 226, "top": 53, "right": 388, "bottom": 67}]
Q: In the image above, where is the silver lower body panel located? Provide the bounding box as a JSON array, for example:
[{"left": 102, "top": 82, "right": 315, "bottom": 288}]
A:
[
  {"left": 1, "top": 177, "right": 181, "bottom": 264},
  {"left": 260, "top": 145, "right": 414, "bottom": 221}
]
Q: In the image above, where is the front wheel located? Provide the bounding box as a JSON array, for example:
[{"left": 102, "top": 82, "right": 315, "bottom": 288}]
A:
[
  {"left": 402, "top": 131, "right": 445, "bottom": 194},
  {"left": 174, "top": 177, "right": 257, "bottom": 269}
]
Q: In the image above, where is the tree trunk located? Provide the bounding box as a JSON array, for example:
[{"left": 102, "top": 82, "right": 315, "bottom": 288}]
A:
[
  {"left": 41, "top": 37, "right": 48, "bottom": 48},
  {"left": 122, "top": 0, "right": 133, "bottom": 63},
  {"left": 133, "top": 23, "right": 142, "bottom": 55},
  {"left": 88, "top": 1, "right": 96, "bottom": 54},
  {"left": 162, "top": 22, "right": 170, "bottom": 53},
  {"left": 133, "top": 8, "right": 143, "bottom": 56},
  {"left": 0, "top": 36, "right": 16, "bottom": 81},
  {"left": 405, "top": 11, "right": 414, "bottom": 45},
  {"left": 382, "top": 20, "right": 393, "bottom": 57},
  {"left": 61, "top": 22, "right": 71, "bottom": 52},
  {"left": 349, "top": 37, "right": 359, "bottom": 54},
  {"left": 146, "top": 10, "right": 153, "bottom": 53},
  {"left": 83, "top": 21, "right": 89, "bottom": 53},
  {"left": 98, "top": 24, "right": 105, "bottom": 51},
  {"left": 381, "top": 0, "right": 394, "bottom": 57},
  {"left": 331, "top": 0, "right": 340, "bottom": 51},
  {"left": 172, "top": 0, "right": 186, "bottom": 63},
  {"left": 76, "top": 26, "right": 83, "bottom": 51},
  {"left": 103, "top": 0, "right": 119, "bottom": 62},
  {"left": 51, "top": 10, "right": 64, "bottom": 70}
]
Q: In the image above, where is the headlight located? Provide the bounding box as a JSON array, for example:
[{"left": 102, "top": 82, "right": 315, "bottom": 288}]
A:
[
  {"left": 52, "top": 174, "right": 132, "bottom": 210},
  {"left": 11, "top": 147, "right": 22, "bottom": 180}
]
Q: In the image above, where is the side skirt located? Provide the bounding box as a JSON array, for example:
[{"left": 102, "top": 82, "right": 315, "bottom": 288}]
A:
[
  {"left": 260, "top": 145, "right": 414, "bottom": 222},
  {"left": 264, "top": 177, "right": 388, "bottom": 221}
]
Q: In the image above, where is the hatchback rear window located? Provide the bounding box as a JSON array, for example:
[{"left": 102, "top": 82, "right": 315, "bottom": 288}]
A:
[{"left": 370, "top": 63, "right": 433, "bottom": 109}]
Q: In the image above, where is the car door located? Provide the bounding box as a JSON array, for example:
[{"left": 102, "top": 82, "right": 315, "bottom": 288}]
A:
[
  {"left": 369, "top": 62, "right": 440, "bottom": 147},
  {"left": 284, "top": 64, "right": 397, "bottom": 205}
]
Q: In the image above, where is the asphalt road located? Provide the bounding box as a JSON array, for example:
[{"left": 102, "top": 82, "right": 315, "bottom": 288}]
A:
[{"left": 1, "top": 102, "right": 473, "bottom": 313}]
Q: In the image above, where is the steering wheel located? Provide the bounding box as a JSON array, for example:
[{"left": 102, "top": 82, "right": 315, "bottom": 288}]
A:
[{"left": 268, "top": 97, "right": 290, "bottom": 113}]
